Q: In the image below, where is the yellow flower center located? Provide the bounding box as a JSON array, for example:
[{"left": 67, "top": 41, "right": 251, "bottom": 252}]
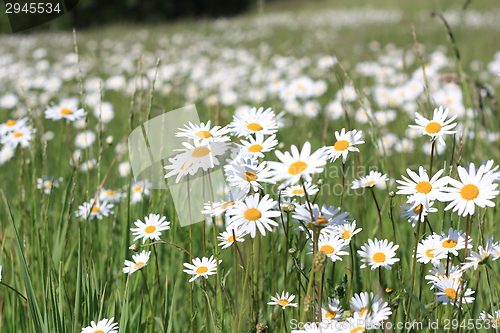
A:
[
  {"left": 196, "top": 266, "right": 208, "bottom": 274},
  {"left": 325, "top": 310, "right": 336, "bottom": 319},
  {"left": 106, "top": 190, "right": 116, "bottom": 196},
  {"left": 191, "top": 147, "right": 211, "bottom": 157},
  {"left": 6, "top": 120, "right": 16, "bottom": 126},
  {"left": 145, "top": 226, "right": 156, "bottom": 234},
  {"left": 244, "top": 208, "right": 262, "bottom": 221},
  {"left": 227, "top": 235, "right": 239, "bottom": 243},
  {"left": 91, "top": 206, "right": 100, "bottom": 213},
  {"left": 320, "top": 245, "right": 334, "bottom": 254},
  {"left": 445, "top": 288, "right": 457, "bottom": 300},
  {"left": 13, "top": 131, "right": 23, "bottom": 138},
  {"left": 248, "top": 144, "right": 263, "bottom": 152},
  {"left": 442, "top": 239, "right": 457, "bottom": 248},
  {"left": 288, "top": 161, "right": 308, "bottom": 175},
  {"left": 350, "top": 327, "right": 365, "bottom": 333},
  {"left": 247, "top": 123, "right": 263, "bottom": 131},
  {"left": 460, "top": 184, "right": 479, "bottom": 200},
  {"left": 291, "top": 189, "right": 304, "bottom": 195},
  {"left": 425, "top": 121, "right": 442, "bottom": 134},
  {"left": 416, "top": 181, "right": 432, "bottom": 194},
  {"left": 219, "top": 201, "right": 235, "bottom": 210},
  {"left": 341, "top": 230, "right": 351, "bottom": 239},
  {"left": 243, "top": 170, "right": 258, "bottom": 182},
  {"left": 413, "top": 204, "right": 424, "bottom": 214},
  {"left": 195, "top": 130, "right": 212, "bottom": 139},
  {"left": 94, "top": 331, "right": 104, "bottom": 333},
  {"left": 278, "top": 299, "right": 289, "bottom": 306},
  {"left": 372, "top": 252, "right": 386, "bottom": 263},
  {"left": 426, "top": 249, "right": 435, "bottom": 258},
  {"left": 60, "top": 108, "right": 73, "bottom": 115},
  {"left": 133, "top": 186, "right": 143, "bottom": 192},
  {"left": 334, "top": 140, "right": 349, "bottom": 151},
  {"left": 360, "top": 307, "right": 372, "bottom": 316},
  {"left": 316, "top": 216, "right": 328, "bottom": 224},
  {"left": 45, "top": 181, "right": 53, "bottom": 187},
  {"left": 134, "top": 262, "right": 145, "bottom": 269},
  {"left": 364, "top": 180, "right": 376, "bottom": 187}
]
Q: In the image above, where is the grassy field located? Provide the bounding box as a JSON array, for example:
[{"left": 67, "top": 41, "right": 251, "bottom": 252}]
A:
[{"left": 1, "top": 0, "right": 500, "bottom": 332}]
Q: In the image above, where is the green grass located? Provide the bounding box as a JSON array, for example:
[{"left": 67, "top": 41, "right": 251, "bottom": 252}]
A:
[{"left": 1, "top": 0, "right": 500, "bottom": 332}]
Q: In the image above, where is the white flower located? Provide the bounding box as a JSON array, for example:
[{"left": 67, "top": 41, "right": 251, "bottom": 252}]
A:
[
  {"left": 122, "top": 250, "right": 151, "bottom": 274},
  {"left": 358, "top": 238, "right": 400, "bottom": 270},
  {"left": 325, "top": 128, "right": 364, "bottom": 163},
  {"left": 409, "top": 106, "right": 457, "bottom": 146},
  {"left": 81, "top": 317, "right": 118, "bottom": 333},
  {"left": 75, "top": 199, "right": 114, "bottom": 220},
  {"left": 267, "top": 291, "right": 298, "bottom": 309},
  {"left": 130, "top": 213, "right": 171, "bottom": 244},
  {"left": 183, "top": 255, "right": 220, "bottom": 282}
]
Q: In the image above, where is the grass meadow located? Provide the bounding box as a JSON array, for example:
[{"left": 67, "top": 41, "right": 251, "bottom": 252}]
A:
[{"left": 1, "top": 0, "right": 500, "bottom": 332}]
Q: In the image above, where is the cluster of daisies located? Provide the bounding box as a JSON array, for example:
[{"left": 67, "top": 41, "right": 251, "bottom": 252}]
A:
[{"left": 0, "top": 116, "right": 33, "bottom": 164}]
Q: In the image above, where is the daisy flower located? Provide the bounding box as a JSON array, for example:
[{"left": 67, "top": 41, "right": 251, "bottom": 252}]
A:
[
  {"left": 131, "top": 213, "right": 171, "bottom": 244},
  {"left": 226, "top": 193, "right": 280, "bottom": 238},
  {"left": 358, "top": 238, "right": 400, "bottom": 270},
  {"left": 75, "top": 130, "right": 96, "bottom": 149},
  {"left": 0, "top": 117, "right": 29, "bottom": 136},
  {"left": 310, "top": 234, "right": 349, "bottom": 262},
  {"left": 350, "top": 292, "right": 392, "bottom": 325},
  {"left": 416, "top": 234, "right": 447, "bottom": 264},
  {"left": 325, "top": 128, "right": 364, "bottom": 163},
  {"left": 433, "top": 227, "right": 472, "bottom": 257},
  {"left": 433, "top": 276, "right": 475, "bottom": 307},
  {"left": 99, "top": 188, "right": 125, "bottom": 203},
  {"left": 1, "top": 125, "right": 32, "bottom": 148},
  {"left": 325, "top": 220, "right": 362, "bottom": 243},
  {"left": 217, "top": 228, "right": 247, "bottom": 249},
  {"left": 36, "top": 177, "right": 63, "bottom": 194},
  {"left": 267, "top": 291, "right": 298, "bottom": 309},
  {"left": 425, "top": 262, "right": 463, "bottom": 288},
  {"left": 130, "top": 180, "right": 151, "bottom": 203},
  {"left": 122, "top": 250, "right": 151, "bottom": 274},
  {"left": 409, "top": 106, "right": 457, "bottom": 146},
  {"left": 183, "top": 255, "right": 219, "bottom": 282},
  {"left": 293, "top": 203, "right": 351, "bottom": 229},
  {"left": 229, "top": 107, "right": 279, "bottom": 137},
  {"left": 440, "top": 162, "right": 499, "bottom": 216},
  {"left": 81, "top": 317, "right": 118, "bottom": 333},
  {"left": 0, "top": 145, "right": 15, "bottom": 165},
  {"left": 400, "top": 196, "right": 438, "bottom": 227},
  {"left": 45, "top": 99, "right": 86, "bottom": 122},
  {"left": 351, "top": 170, "right": 388, "bottom": 189},
  {"left": 225, "top": 157, "right": 275, "bottom": 193},
  {"left": 202, "top": 188, "right": 246, "bottom": 217},
  {"left": 238, "top": 133, "right": 279, "bottom": 158},
  {"left": 75, "top": 198, "right": 114, "bottom": 220},
  {"left": 461, "top": 236, "right": 498, "bottom": 271},
  {"left": 282, "top": 181, "right": 319, "bottom": 198},
  {"left": 268, "top": 142, "right": 327, "bottom": 186},
  {"left": 176, "top": 120, "right": 230, "bottom": 143},
  {"left": 480, "top": 310, "right": 500, "bottom": 328},
  {"left": 396, "top": 167, "right": 449, "bottom": 210},
  {"left": 321, "top": 297, "right": 344, "bottom": 322}
]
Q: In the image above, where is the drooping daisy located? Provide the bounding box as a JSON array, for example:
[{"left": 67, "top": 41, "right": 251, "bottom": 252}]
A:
[
  {"left": 293, "top": 203, "right": 351, "bottom": 230},
  {"left": 238, "top": 133, "right": 279, "bottom": 158},
  {"left": 176, "top": 120, "right": 230, "bottom": 143},
  {"left": 75, "top": 199, "right": 114, "bottom": 220},
  {"left": 440, "top": 162, "right": 499, "bottom": 216},
  {"left": 282, "top": 181, "right": 319, "bottom": 198},
  {"left": 433, "top": 276, "right": 475, "bottom": 307},
  {"left": 81, "top": 317, "right": 118, "bottom": 333},
  {"left": 183, "top": 255, "right": 219, "bottom": 282},
  {"left": 217, "top": 228, "right": 247, "bottom": 249},
  {"left": 229, "top": 107, "right": 279, "bottom": 137},
  {"left": 409, "top": 106, "right": 457, "bottom": 146},
  {"left": 1, "top": 125, "right": 32, "bottom": 148},
  {"left": 351, "top": 170, "right": 388, "bottom": 189},
  {"left": 321, "top": 297, "right": 344, "bottom": 322},
  {"left": 416, "top": 234, "right": 447, "bottom": 264},
  {"left": 358, "top": 238, "right": 400, "bottom": 270},
  {"left": 325, "top": 128, "right": 365, "bottom": 163},
  {"left": 269, "top": 142, "right": 327, "bottom": 186},
  {"left": 36, "top": 177, "right": 63, "bottom": 194},
  {"left": 267, "top": 291, "right": 298, "bottom": 309},
  {"left": 433, "top": 227, "right": 472, "bottom": 257},
  {"left": 99, "top": 188, "right": 125, "bottom": 203},
  {"left": 310, "top": 234, "right": 349, "bottom": 262},
  {"left": 75, "top": 130, "right": 96, "bottom": 149},
  {"left": 131, "top": 213, "right": 171, "bottom": 244},
  {"left": 225, "top": 157, "right": 275, "bottom": 193},
  {"left": 461, "top": 236, "right": 498, "bottom": 271},
  {"left": 396, "top": 166, "right": 449, "bottom": 210},
  {"left": 400, "top": 196, "right": 438, "bottom": 227},
  {"left": 350, "top": 292, "right": 392, "bottom": 325},
  {"left": 122, "top": 250, "right": 151, "bottom": 274},
  {"left": 226, "top": 193, "right": 280, "bottom": 238},
  {"left": 45, "top": 99, "right": 86, "bottom": 122}
]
